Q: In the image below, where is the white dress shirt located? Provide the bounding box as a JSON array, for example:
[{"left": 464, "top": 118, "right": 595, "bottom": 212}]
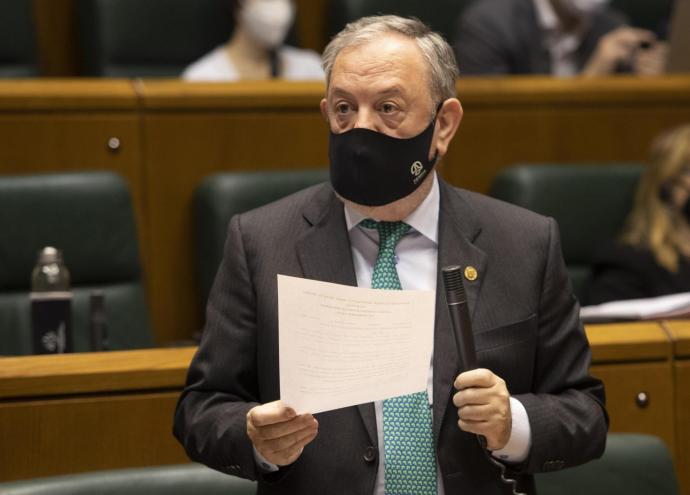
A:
[
  {"left": 533, "top": 0, "right": 588, "bottom": 77},
  {"left": 182, "top": 45, "right": 324, "bottom": 81},
  {"left": 344, "top": 173, "right": 532, "bottom": 495}
]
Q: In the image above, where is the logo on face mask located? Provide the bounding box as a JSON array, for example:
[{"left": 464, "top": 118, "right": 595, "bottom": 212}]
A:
[{"left": 410, "top": 161, "right": 424, "bottom": 176}]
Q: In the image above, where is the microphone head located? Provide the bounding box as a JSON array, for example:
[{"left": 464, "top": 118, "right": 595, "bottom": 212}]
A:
[{"left": 442, "top": 265, "right": 467, "bottom": 304}]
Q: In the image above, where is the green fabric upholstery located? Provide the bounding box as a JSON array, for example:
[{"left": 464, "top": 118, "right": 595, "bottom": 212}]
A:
[
  {"left": 0, "top": 172, "right": 153, "bottom": 355},
  {"left": 536, "top": 434, "right": 678, "bottom": 495},
  {"left": 488, "top": 164, "right": 644, "bottom": 300},
  {"left": 0, "top": 463, "right": 256, "bottom": 495},
  {"left": 76, "top": 0, "right": 234, "bottom": 77},
  {"left": 0, "top": 0, "right": 38, "bottom": 77},
  {"left": 327, "top": 0, "right": 475, "bottom": 45},
  {"left": 611, "top": 0, "right": 674, "bottom": 35},
  {"left": 194, "top": 169, "right": 328, "bottom": 309},
  {"left": 0, "top": 436, "right": 674, "bottom": 494}
]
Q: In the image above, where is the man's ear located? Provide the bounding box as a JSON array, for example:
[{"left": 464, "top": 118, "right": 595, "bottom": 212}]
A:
[
  {"left": 320, "top": 98, "right": 329, "bottom": 122},
  {"left": 433, "top": 98, "right": 463, "bottom": 158}
]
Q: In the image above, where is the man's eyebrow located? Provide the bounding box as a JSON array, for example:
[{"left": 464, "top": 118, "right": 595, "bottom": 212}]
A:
[
  {"left": 329, "top": 87, "right": 356, "bottom": 100},
  {"left": 329, "top": 85, "right": 406, "bottom": 100}
]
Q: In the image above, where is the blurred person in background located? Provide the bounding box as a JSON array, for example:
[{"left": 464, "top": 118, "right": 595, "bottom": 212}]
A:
[
  {"left": 183, "top": 0, "right": 324, "bottom": 81},
  {"left": 454, "top": 0, "right": 668, "bottom": 76},
  {"left": 585, "top": 124, "right": 690, "bottom": 304}
]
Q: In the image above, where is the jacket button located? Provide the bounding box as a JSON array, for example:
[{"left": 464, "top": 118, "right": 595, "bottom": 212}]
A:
[{"left": 363, "top": 446, "right": 377, "bottom": 463}]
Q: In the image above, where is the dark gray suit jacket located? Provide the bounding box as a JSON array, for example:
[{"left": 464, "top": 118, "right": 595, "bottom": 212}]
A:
[
  {"left": 454, "top": 0, "right": 625, "bottom": 75},
  {"left": 173, "top": 179, "right": 608, "bottom": 494}
]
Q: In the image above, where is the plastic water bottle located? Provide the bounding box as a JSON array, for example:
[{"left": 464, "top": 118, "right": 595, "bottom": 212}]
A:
[{"left": 30, "top": 247, "right": 73, "bottom": 354}]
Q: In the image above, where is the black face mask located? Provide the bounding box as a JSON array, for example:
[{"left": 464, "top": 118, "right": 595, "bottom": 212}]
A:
[{"left": 328, "top": 116, "right": 438, "bottom": 207}]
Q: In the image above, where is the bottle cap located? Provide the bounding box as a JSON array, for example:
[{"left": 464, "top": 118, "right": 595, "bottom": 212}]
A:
[{"left": 38, "top": 246, "right": 63, "bottom": 264}]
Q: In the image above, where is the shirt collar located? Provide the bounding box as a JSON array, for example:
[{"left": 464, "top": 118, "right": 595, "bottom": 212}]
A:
[
  {"left": 533, "top": 0, "right": 560, "bottom": 30},
  {"left": 344, "top": 171, "right": 440, "bottom": 244}
]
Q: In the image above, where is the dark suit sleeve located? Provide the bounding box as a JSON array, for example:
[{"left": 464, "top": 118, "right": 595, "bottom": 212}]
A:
[
  {"left": 173, "top": 214, "right": 261, "bottom": 480},
  {"left": 454, "top": 4, "right": 512, "bottom": 75},
  {"left": 514, "top": 218, "right": 608, "bottom": 473}
]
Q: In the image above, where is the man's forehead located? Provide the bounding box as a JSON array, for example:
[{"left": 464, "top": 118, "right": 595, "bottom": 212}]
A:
[{"left": 329, "top": 33, "right": 429, "bottom": 96}]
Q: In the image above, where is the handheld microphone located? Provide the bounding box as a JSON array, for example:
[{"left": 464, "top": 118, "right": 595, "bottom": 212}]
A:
[
  {"left": 442, "top": 265, "right": 525, "bottom": 495},
  {"left": 441, "top": 265, "right": 477, "bottom": 372}
]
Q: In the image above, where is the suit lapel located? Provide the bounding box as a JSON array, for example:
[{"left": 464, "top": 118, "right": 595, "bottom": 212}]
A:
[
  {"left": 295, "top": 186, "right": 377, "bottom": 445},
  {"left": 433, "top": 180, "right": 487, "bottom": 443}
]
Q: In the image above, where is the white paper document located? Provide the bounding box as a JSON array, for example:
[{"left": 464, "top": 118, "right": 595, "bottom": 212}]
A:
[
  {"left": 580, "top": 291, "right": 690, "bottom": 323},
  {"left": 278, "top": 274, "right": 435, "bottom": 414}
]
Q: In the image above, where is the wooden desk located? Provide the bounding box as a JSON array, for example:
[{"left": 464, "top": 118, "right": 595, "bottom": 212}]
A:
[
  {"left": 0, "top": 323, "right": 681, "bottom": 484},
  {"left": 586, "top": 322, "right": 675, "bottom": 458},
  {"left": 661, "top": 321, "right": 690, "bottom": 495},
  {"left": 0, "top": 347, "right": 196, "bottom": 482}
]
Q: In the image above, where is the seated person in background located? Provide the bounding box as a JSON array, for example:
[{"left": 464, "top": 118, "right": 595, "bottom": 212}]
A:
[
  {"left": 585, "top": 124, "right": 690, "bottom": 305},
  {"left": 183, "top": 0, "right": 324, "bottom": 81},
  {"left": 454, "top": 0, "right": 667, "bottom": 76}
]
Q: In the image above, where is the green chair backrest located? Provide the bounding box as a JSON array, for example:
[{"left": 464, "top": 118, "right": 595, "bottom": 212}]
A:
[
  {"left": 489, "top": 164, "right": 644, "bottom": 300},
  {"left": 0, "top": 172, "right": 153, "bottom": 355},
  {"left": 194, "top": 169, "right": 329, "bottom": 310},
  {"left": 0, "top": 0, "right": 38, "bottom": 77},
  {"left": 76, "top": 0, "right": 302, "bottom": 77},
  {"left": 327, "top": 0, "right": 476, "bottom": 44},
  {"left": 0, "top": 463, "right": 257, "bottom": 495},
  {"left": 536, "top": 434, "right": 678, "bottom": 495},
  {"left": 76, "top": 0, "right": 234, "bottom": 77}
]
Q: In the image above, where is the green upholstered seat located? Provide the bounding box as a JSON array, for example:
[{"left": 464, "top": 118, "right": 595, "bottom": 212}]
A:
[
  {"left": 0, "top": 435, "right": 675, "bottom": 494},
  {"left": 194, "top": 169, "right": 328, "bottom": 310},
  {"left": 0, "top": 463, "right": 256, "bottom": 495},
  {"left": 489, "top": 164, "right": 644, "bottom": 300},
  {"left": 536, "top": 434, "right": 678, "bottom": 495},
  {"left": 76, "top": 0, "right": 234, "bottom": 77},
  {"left": 0, "top": 0, "right": 38, "bottom": 77},
  {"left": 0, "top": 172, "right": 153, "bottom": 355},
  {"left": 327, "top": 0, "right": 474, "bottom": 45}
]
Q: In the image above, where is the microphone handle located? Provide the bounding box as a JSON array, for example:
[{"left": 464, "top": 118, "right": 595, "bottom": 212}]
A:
[{"left": 447, "top": 300, "right": 478, "bottom": 371}]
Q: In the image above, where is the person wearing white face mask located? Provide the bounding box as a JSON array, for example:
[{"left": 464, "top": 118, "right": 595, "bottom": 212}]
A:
[
  {"left": 454, "top": 0, "right": 668, "bottom": 76},
  {"left": 183, "top": 0, "right": 324, "bottom": 81}
]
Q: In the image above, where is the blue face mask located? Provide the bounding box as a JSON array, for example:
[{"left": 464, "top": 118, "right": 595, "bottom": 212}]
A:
[{"left": 328, "top": 114, "right": 439, "bottom": 207}]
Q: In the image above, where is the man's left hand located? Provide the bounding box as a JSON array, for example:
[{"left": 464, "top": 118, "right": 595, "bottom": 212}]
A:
[{"left": 453, "top": 368, "right": 512, "bottom": 451}]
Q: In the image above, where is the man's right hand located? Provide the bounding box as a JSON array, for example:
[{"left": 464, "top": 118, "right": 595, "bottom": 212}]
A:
[{"left": 246, "top": 401, "right": 319, "bottom": 466}]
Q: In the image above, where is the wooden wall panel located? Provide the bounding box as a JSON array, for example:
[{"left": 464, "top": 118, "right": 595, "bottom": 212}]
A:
[
  {"left": 590, "top": 362, "right": 676, "bottom": 454},
  {"left": 0, "top": 392, "right": 187, "bottom": 482}
]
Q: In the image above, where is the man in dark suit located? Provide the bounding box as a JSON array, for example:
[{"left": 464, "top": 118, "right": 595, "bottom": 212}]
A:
[
  {"left": 455, "top": 0, "right": 667, "bottom": 76},
  {"left": 174, "top": 15, "right": 607, "bottom": 494}
]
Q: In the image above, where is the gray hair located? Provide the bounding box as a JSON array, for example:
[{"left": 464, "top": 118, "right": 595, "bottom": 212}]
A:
[{"left": 322, "top": 15, "right": 459, "bottom": 105}]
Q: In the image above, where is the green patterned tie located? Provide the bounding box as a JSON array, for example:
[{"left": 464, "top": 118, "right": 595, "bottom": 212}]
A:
[{"left": 360, "top": 219, "right": 437, "bottom": 495}]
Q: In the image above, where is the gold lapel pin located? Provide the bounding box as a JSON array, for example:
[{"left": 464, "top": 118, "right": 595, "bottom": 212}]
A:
[{"left": 464, "top": 266, "right": 478, "bottom": 281}]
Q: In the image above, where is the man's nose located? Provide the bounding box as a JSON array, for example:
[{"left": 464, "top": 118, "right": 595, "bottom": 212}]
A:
[{"left": 352, "top": 108, "right": 378, "bottom": 131}]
